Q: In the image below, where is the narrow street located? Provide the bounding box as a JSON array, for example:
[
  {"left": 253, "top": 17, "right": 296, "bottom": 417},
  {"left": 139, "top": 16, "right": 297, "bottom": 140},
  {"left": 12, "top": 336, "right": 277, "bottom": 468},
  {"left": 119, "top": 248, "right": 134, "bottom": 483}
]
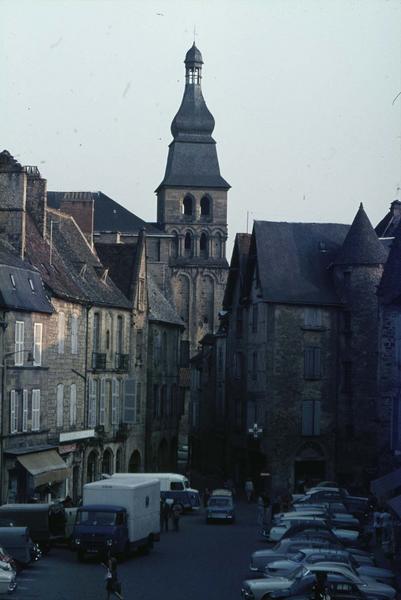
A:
[{"left": 12, "top": 501, "right": 264, "bottom": 600}]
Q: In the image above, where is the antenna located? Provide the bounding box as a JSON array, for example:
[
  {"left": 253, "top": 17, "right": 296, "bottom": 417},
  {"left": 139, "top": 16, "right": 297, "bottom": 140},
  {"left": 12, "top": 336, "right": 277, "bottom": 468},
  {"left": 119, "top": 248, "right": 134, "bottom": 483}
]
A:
[{"left": 49, "top": 220, "right": 53, "bottom": 266}]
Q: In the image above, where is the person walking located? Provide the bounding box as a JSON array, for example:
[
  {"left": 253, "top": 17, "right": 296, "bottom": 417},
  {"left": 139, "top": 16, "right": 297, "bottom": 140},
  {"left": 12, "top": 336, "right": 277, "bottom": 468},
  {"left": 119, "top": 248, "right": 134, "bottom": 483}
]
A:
[
  {"left": 203, "top": 488, "right": 210, "bottom": 507},
  {"left": 373, "top": 508, "right": 384, "bottom": 546},
  {"left": 172, "top": 502, "right": 182, "bottom": 531},
  {"left": 103, "top": 557, "right": 123, "bottom": 600},
  {"left": 245, "top": 479, "right": 254, "bottom": 503},
  {"left": 161, "top": 500, "right": 171, "bottom": 532}
]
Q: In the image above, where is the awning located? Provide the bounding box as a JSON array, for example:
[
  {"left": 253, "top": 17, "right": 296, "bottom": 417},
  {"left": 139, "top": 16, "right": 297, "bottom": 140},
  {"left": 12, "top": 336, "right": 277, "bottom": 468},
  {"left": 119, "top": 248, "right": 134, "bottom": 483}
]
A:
[
  {"left": 18, "top": 450, "right": 70, "bottom": 488},
  {"left": 387, "top": 494, "right": 401, "bottom": 519},
  {"left": 370, "top": 467, "right": 401, "bottom": 497}
]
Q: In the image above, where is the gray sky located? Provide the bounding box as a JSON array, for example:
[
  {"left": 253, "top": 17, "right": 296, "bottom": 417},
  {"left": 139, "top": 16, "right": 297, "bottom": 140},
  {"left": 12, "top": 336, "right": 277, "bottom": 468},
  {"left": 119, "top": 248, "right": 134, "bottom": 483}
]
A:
[{"left": 1, "top": 0, "right": 401, "bottom": 251}]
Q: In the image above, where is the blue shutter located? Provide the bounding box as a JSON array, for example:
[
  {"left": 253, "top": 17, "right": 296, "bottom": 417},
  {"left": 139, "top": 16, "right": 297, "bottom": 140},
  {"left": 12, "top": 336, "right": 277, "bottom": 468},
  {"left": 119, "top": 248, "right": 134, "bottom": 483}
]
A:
[{"left": 302, "top": 400, "right": 314, "bottom": 435}]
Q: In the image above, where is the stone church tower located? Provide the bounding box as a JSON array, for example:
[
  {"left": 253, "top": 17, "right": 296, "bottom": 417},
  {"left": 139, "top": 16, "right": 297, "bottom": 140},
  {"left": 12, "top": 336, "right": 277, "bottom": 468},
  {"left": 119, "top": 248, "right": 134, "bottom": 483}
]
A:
[{"left": 156, "top": 44, "right": 230, "bottom": 354}]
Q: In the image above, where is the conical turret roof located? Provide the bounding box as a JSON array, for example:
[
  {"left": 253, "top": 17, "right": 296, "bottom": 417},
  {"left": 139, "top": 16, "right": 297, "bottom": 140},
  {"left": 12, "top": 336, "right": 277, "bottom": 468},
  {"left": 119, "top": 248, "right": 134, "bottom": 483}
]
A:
[{"left": 334, "top": 203, "right": 387, "bottom": 266}]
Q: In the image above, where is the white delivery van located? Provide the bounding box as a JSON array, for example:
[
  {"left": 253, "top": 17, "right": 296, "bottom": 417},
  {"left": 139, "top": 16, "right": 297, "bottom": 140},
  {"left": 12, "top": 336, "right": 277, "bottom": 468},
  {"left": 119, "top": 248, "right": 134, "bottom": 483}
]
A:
[
  {"left": 73, "top": 477, "right": 160, "bottom": 560},
  {"left": 110, "top": 472, "right": 201, "bottom": 511}
]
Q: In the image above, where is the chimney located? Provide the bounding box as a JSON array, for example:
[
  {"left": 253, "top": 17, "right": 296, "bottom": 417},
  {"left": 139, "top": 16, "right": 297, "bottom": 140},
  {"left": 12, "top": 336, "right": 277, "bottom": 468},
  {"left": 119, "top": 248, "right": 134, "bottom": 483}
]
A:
[
  {"left": 59, "top": 192, "right": 95, "bottom": 248},
  {"left": 25, "top": 166, "right": 47, "bottom": 238},
  {"left": 0, "top": 150, "right": 27, "bottom": 258}
]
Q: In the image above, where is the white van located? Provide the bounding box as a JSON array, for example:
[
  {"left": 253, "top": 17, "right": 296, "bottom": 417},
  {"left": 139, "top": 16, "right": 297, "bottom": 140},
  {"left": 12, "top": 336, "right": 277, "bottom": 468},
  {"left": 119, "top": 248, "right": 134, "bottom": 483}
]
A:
[{"left": 111, "top": 473, "right": 201, "bottom": 511}]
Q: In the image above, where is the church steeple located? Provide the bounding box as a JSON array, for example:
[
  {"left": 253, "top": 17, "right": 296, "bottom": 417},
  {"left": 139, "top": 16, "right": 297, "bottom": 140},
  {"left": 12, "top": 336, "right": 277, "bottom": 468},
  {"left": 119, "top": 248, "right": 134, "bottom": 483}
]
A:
[{"left": 157, "top": 45, "right": 229, "bottom": 190}]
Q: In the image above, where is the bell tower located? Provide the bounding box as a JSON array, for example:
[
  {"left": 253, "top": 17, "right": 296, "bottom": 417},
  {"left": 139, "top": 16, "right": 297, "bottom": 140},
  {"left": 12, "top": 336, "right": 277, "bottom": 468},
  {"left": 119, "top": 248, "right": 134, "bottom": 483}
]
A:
[{"left": 156, "top": 44, "right": 230, "bottom": 353}]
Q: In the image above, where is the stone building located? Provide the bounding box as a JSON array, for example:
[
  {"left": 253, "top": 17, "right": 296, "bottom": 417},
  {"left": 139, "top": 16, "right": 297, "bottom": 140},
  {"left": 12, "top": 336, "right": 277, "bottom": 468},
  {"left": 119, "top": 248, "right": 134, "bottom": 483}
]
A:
[{"left": 219, "top": 205, "right": 387, "bottom": 495}]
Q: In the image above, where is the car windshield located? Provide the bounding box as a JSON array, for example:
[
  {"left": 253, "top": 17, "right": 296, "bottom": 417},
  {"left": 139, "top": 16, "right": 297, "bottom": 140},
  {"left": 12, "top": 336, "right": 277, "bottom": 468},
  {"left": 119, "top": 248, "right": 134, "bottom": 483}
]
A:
[
  {"left": 76, "top": 510, "right": 116, "bottom": 526},
  {"left": 208, "top": 498, "right": 230, "bottom": 507},
  {"left": 288, "top": 565, "right": 308, "bottom": 580},
  {"left": 292, "top": 551, "right": 306, "bottom": 562}
]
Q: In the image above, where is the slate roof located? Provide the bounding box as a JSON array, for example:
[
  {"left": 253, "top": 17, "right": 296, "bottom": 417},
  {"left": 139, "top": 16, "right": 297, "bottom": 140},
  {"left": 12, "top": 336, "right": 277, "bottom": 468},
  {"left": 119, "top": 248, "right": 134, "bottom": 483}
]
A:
[
  {"left": 378, "top": 222, "right": 401, "bottom": 305},
  {"left": 185, "top": 43, "right": 203, "bottom": 65},
  {"left": 25, "top": 210, "right": 131, "bottom": 309},
  {"left": 95, "top": 242, "right": 138, "bottom": 299},
  {"left": 47, "top": 191, "right": 161, "bottom": 235},
  {"left": 223, "top": 233, "right": 251, "bottom": 309},
  {"left": 147, "top": 275, "right": 184, "bottom": 327},
  {"left": 249, "top": 220, "right": 351, "bottom": 306},
  {"left": 333, "top": 203, "right": 388, "bottom": 266},
  {"left": 376, "top": 200, "right": 401, "bottom": 238},
  {"left": 0, "top": 240, "right": 53, "bottom": 314},
  {"left": 157, "top": 48, "right": 230, "bottom": 191}
]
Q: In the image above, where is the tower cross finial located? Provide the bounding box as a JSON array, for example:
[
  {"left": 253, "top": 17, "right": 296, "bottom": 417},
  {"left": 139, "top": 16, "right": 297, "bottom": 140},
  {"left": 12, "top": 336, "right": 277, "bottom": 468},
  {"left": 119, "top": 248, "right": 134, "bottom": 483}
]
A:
[{"left": 193, "top": 24, "right": 197, "bottom": 44}]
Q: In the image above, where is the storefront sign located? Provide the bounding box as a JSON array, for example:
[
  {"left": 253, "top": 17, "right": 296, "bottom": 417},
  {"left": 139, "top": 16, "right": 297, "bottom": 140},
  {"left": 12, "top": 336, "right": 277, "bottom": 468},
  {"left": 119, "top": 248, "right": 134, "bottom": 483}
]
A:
[{"left": 59, "top": 429, "right": 95, "bottom": 443}]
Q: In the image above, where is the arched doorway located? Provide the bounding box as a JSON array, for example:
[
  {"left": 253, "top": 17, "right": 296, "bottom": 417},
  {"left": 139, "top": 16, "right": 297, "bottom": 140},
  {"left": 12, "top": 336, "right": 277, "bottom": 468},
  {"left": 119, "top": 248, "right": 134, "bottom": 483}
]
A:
[
  {"left": 157, "top": 439, "right": 169, "bottom": 472},
  {"left": 128, "top": 450, "right": 141, "bottom": 473},
  {"left": 87, "top": 451, "right": 98, "bottom": 483},
  {"left": 101, "top": 449, "right": 113, "bottom": 476},
  {"left": 294, "top": 442, "right": 326, "bottom": 492}
]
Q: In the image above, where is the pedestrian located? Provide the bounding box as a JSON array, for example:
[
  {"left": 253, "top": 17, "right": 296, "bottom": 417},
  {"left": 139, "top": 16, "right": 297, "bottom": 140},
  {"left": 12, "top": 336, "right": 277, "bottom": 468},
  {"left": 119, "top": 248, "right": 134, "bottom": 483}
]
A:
[
  {"left": 171, "top": 502, "right": 182, "bottom": 531},
  {"left": 161, "top": 500, "right": 171, "bottom": 532},
  {"left": 103, "top": 557, "right": 123, "bottom": 600},
  {"left": 312, "top": 571, "right": 330, "bottom": 600},
  {"left": 245, "top": 479, "right": 254, "bottom": 503},
  {"left": 373, "top": 507, "right": 384, "bottom": 546},
  {"left": 203, "top": 488, "right": 210, "bottom": 507}
]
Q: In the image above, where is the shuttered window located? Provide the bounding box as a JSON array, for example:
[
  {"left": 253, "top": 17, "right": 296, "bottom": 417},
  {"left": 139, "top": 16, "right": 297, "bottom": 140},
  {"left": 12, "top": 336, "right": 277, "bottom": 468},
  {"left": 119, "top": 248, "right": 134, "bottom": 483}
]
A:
[
  {"left": 304, "top": 347, "right": 322, "bottom": 379},
  {"left": 10, "top": 390, "right": 17, "bottom": 433},
  {"left": 124, "top": 379, "right": 136, "bottom": 423},
  {"left": 58, "top": 312, "right": 65, "bottom": 354},
  {"left": 22, "top": 389, "right": 28, "bottom": 432},
  {"left": 99, "top": 379, "right": 106, "bottom": 426},
  {"left": 111, "top": 378, "right": 119, "bottom": 425},
  {"left": 70, "top": 384, "right": 77, "bottom": 426},
  {"left": 32, "top": 389, "right": 41, "bottom": 431},
  {"left": 304, "top": 308, "right": 322, "bottom": 328},
  {"left": 33, "top": 322, "right": 42, "bottom": 366},
  {"left": 136, "top": 382, "right": 141, "bottom": 422},
  {"left": 71, "top": 314, "right": 78, "bottom": 354},
  {"left": 14, "top": 321, "right": 24, "bottom": 366},
  {"left": 56, "top": 384, "right": 64, "bottom": 427},
  {"left": 302, "top": 400, "right": 321, "bottom": 436},
  {"left": 88, "top": 379, "right": 97, "bottom": 427}
]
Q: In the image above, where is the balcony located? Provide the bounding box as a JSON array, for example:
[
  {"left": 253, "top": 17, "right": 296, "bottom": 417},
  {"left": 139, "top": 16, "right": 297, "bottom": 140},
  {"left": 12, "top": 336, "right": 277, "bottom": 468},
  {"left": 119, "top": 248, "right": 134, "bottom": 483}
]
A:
[
  {"left": 115, "top": 353, "right": 129, "bottom": 372},
  {"left": 92, "top": 352, "right": 106, "bottom": 370}
]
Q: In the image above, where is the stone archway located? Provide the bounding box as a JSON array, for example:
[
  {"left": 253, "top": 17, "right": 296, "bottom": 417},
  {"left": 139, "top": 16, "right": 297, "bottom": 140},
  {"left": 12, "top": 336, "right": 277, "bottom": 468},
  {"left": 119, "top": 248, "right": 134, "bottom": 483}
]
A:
[
  {"left": 115, "top": 448, "right": 123, "bottom": 473},
  {"left": 128, "top": 450, "right": 141, "bottom": 473},
  {"left": 101, "top": 449, "right": 113, "bottom": 476},
  {"left": 294, "top": 442, "right": 326, "bottom": 492},
  {"left": 170, "top": 437, "right": 178, "bottom": 470},
  {"left": 157, "top": 439, "right": 169, "bottom": 472}
]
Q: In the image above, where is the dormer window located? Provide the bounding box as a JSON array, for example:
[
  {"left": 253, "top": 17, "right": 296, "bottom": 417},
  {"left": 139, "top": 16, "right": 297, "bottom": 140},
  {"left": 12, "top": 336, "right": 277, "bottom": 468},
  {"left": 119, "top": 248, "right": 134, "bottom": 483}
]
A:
[
  {"left": 28, "top": 278, "right": 35, "bottom": 292},
  {"left": 10, "top": 274, "right": 16, "bottom": 288}
]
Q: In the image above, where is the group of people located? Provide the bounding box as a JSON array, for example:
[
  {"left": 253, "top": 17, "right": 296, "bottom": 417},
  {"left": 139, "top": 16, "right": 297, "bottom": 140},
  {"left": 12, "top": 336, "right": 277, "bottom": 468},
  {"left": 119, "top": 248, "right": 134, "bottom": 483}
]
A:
[{"left": 160, "top": 498, "right": 182, "bottom": 532}]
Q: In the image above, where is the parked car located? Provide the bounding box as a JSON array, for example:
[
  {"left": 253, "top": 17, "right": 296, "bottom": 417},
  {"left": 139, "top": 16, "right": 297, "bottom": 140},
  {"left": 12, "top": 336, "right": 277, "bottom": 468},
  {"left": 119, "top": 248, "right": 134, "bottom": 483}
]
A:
[
  {"left": 242, "top": 563, "right": 396, "bottom": 600},
  {"left": 0, "top": 568, "right": 16, "bottom": 595},
  {"left": 0, "top": 503, "right": 66, "bottom": 553},
  {"left": 267, "top": 516, "right": 360, "bottom": 543},
  {"left": 264, "top": 548, "right": 393, "bottom": 583},
  {"left": 273, "top": 510, "right": 360, "bottom": 529},
  {"left": 250, "top": 537, "right": 373, "bottom": 574},
  {"left": 206, "top": 493, "right": 235, "bottom": 523},
  {"left": 0, "top": 526, "right": 35, "bottom": 568}
]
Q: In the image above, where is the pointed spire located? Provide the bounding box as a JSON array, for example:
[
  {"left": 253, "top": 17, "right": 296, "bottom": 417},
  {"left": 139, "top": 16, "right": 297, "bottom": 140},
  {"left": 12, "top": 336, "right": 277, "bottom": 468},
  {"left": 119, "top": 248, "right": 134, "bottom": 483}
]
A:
[{"left": 334, "top": 204, "right": 387, "bottom": 266}]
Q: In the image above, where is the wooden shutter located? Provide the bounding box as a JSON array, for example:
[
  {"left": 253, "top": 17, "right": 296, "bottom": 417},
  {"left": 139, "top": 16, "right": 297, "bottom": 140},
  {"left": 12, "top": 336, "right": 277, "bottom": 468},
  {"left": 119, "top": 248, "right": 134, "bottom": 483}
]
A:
[
  {"left": 14, "top": 321, "right": 24, "bottom": 366},
  {"left": 111, "top": 378, "right": 119, "bottom": 425},
  {"left": 123, "top": 379, "right": 136, "bottom": 423},
  {"left": 22, "top": 389, "right": 28, "bottom": 432},
  {"left": 70, "top": 384, "right": 77, "bottom": 426},
  {"left": 32, "top": 389, "right": 40, "bottom": 431},
  {"left": 56, "top": 384, "right": 64, "bottom": 427},
  {"left": 33, "top": 323, "right": 42, "bottom": 366},
  {"left": 10, "top": 390, "right": 17, "bottom": 433},
  {"left": 302, "top": 400, "right": 314, "bottom": 435},
  {"left": 304, "top": 347, "right": 321, "bottom": 379},
  {"left": 136, "top": 382, "right": 141, "bottom": 421},
  {"left": 313, "top": 400, "right": 321, "bottom": 435},
  {"left": 71, "top": 314, "right": 78, "bottom": 354},
  {"left": 88, "top": 379, "right": 97, "bottom": 427},
  {"left": 99, "top": 379, "right": 106, "bottom": 426}
]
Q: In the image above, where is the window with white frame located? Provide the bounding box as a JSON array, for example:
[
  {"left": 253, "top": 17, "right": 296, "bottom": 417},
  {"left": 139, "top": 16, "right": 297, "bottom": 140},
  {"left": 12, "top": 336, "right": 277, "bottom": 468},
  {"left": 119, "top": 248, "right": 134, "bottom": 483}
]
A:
[
  {"left": 32, "top": 389, "right": 41, "bottom": 431},
  {"left": 88, "top": 379, "right": 97, "bottom": 427},
  {"left": 71, "top": 314, "right": 78, "bottom": 354},
  {"left": 304, "top": 307, "right": 322, "bottom": 328},
  {"left": 33, "top": 322, "right": 42, "bottom": 366},
  {"left": 70, "top": 384, "right": 77, "bottom": 427},
  {"left": 22, "top": 390, "right": 28, "bottom": 432},
  {"left": 58, "top": 312, "right": 65, "bottom": 354},
  {"left": 302, "top": 399, "right": 321, "bottom": 436},
  {"left": 56, "top": 384, "right": 64, "bottom": 427},
  {"left": 99, "top": 379, "right": 106, "bottom": 426},
  {"left": 14, "top": 321, "right": 24, "bottom": 366},
  {"left": 111, "top": 378, "right": 119, "bottom": 425},
  {"left": 10, "top": 390, "right": 18, "bottom": 433}
]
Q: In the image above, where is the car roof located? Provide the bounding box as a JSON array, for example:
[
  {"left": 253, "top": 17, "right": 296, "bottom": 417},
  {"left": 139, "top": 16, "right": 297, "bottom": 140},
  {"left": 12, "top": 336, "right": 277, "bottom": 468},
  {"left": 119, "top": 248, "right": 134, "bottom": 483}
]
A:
[{"left": 211, "top": 489, "right": 232, "bottom": 496}]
